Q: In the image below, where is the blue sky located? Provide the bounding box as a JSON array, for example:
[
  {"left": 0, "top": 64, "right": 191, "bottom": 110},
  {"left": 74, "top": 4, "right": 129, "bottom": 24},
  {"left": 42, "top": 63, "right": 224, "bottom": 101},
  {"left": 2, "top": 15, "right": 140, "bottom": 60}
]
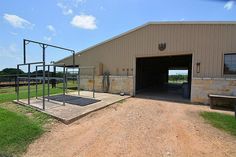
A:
[{"left": 0, "top": 0, "right": 236, "bottom": 72}]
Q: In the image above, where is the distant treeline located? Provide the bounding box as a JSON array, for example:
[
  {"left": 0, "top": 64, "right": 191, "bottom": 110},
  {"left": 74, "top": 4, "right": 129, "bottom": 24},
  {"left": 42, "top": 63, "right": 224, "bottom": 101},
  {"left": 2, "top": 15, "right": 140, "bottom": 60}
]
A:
[
  {"left": 0, "top": 68, "right": 78, "bottom": 83},
  {"left": 169, "top": 74, "right": 188, "bottom": 82},
  {"left": 0, "top": 68, "right": 65, "bottom": 84},
  {"left": 0, "top": 68, "right": 25, "bottom": 76},
  {"left": 0, "top": 68, "right": 65, "bottom": 77},
  {"left": 0, "top": 68, "right": 24, "bottom": 83}
]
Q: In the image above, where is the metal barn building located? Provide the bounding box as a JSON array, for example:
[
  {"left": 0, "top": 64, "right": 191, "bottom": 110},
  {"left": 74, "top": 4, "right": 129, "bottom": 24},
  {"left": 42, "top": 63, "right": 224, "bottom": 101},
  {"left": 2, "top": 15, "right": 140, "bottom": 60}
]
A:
[{"left": 57, "top": 21, "right": 236, "bottom": 104}]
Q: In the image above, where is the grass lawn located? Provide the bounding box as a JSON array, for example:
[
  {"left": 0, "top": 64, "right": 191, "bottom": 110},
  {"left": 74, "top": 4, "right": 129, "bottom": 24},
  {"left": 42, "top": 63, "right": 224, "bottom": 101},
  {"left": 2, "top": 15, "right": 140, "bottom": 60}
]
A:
[
  {"left": 0, "top": 103, "right": 54, "bottom": 157},
  {"left": 168, "top": 80, "right": 187, "bottom": 84},
  {"left": 0, "top": 81, "right": 77, "bottom": 103},
  {"left": 200, "top": 111, "right": 236, "bottom": 136},
  {"left": 0, "top": 81, "right": 76, "bottom": 156}
]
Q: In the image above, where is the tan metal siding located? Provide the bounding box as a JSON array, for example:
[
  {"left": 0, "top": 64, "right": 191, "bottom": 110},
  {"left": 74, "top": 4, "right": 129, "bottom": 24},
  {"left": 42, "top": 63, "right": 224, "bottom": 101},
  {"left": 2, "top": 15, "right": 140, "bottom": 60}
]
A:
[{"left": 60, "top": 24, "right": 236, "bottom": 78}]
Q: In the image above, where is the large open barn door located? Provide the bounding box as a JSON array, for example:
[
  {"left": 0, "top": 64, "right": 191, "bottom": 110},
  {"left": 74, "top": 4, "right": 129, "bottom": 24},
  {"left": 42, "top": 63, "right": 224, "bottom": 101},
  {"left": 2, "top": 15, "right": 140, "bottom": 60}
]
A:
[{"left": 135, "top": 54, "right": 192, "bottom": 102}]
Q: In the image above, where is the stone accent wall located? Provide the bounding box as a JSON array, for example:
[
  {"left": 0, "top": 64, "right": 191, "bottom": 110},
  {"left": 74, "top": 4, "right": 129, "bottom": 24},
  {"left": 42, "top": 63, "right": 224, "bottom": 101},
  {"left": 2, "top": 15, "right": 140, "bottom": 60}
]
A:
[
  {"left": 80, "top": 75, "right": 134, "bottom": 96},
  {"left": 191, "top": 78, "right": 236, "bottom": 104}
]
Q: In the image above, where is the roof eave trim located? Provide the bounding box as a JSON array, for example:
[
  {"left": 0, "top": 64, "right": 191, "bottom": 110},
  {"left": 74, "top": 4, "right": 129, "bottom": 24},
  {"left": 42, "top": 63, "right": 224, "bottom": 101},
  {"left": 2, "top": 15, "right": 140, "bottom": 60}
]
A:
[{"left": 56, "top": 21, "right": 236, "bottom": 63}]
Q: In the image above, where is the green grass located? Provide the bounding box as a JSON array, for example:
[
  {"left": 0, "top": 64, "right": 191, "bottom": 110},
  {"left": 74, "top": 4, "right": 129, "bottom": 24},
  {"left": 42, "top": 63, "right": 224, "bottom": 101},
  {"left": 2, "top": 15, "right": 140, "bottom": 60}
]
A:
[
  {"left": 0, "top": 81, "right": 77, "bottom": 103},
  {"left": 0, "top": 81, "right": 77, "bottom": 156},
  {"left": 117, "top": 99, "right": 126, "bottom": 104},
  {"left": 168, "top": 80, "right": 187, "bottom": 84},
  {"left": 0, "top": 103, "right": 53, "bottom": 156},
  {"left": 200, "top": 111, "right": 236, "bottom": 136}
]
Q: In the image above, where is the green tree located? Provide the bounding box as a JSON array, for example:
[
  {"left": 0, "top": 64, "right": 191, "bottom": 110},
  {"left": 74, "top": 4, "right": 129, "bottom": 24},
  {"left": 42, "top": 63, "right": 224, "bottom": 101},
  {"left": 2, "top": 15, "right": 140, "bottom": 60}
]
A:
[{"left": 0, "top": 68, "right": 25, "bottom": 75}]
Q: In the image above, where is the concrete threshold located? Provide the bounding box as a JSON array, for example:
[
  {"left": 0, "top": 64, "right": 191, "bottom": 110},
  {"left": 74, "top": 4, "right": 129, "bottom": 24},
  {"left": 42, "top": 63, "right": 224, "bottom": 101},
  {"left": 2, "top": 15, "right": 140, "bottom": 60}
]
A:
[{"left": 13, "top": 91, "right": 130, "bottom": 124}]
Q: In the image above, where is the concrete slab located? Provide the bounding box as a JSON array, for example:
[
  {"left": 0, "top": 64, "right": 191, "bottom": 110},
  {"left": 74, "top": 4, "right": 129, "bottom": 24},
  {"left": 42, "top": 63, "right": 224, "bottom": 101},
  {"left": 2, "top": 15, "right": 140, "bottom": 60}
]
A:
[
  {"left": 14, "top": 91, "right": 130, "bottom": 124},
  {"left": 136, "top": 87, "right": 190, "bottom": 103}
]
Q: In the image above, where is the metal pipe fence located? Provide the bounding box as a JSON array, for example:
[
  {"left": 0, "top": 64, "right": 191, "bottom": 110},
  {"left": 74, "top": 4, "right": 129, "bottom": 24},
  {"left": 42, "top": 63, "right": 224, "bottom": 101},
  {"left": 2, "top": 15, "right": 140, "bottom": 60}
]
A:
[{"left": 8, "top": 39, "right": 97, "bottom": 111}]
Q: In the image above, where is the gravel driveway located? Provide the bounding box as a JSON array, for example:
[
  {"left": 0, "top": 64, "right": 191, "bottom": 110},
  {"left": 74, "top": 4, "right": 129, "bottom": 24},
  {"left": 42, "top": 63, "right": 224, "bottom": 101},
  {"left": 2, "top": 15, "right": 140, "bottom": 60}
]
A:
[{"left": 24, "top": 97, "right": 236, "bottom": 157}]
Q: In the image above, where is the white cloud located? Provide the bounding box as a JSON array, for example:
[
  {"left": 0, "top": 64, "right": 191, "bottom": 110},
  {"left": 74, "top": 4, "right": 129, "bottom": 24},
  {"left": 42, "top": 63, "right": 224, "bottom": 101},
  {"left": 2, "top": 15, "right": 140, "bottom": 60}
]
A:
[
  {"left": 3, "top": 13, "right": 34, "bottom": 29},
  {"left": 47, "top": 25, "right": 55, "bottom": 32},
  {"left": 57, "top": 2, "right": 73, "bottom": 15},
  {"left": 44, "top": 25, "right": 56, "bottom": 42},
  {"left": 180, "top": 18, "right": 185, "bottom": 21},
  {"left": 10, "top": 32, "right": 18, "bottom": 36},
  {"left": 47, "top": 25, "right": 56, "bottom": 35},
  {"left": 71, "top": 14, "right": 97, "bottom": 30},
  {"left": 66, "top": 9, "right": 73, "bottom": 15},
  {"left": 43, "top": 36, "right": 52, "bottom": 42},
  {"left": 224, "top": 0, "right": 235, "bottom": 10},
  {"left": 100, "top": 6, "right": 105, "bottom": 11}
]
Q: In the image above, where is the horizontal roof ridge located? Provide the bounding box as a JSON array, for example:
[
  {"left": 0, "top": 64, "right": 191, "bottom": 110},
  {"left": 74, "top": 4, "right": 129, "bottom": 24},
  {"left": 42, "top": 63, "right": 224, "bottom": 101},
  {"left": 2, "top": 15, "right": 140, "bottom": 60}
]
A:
[{"left": 147, "top": 21, "right": 236, "bottom": 25}]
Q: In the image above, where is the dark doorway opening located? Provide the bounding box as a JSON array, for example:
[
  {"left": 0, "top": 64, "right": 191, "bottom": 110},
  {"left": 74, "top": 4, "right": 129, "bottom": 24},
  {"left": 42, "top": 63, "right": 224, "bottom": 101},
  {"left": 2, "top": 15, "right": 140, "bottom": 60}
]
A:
[{"left": 135, "top": 55, "right": 192, "bottom": 102}]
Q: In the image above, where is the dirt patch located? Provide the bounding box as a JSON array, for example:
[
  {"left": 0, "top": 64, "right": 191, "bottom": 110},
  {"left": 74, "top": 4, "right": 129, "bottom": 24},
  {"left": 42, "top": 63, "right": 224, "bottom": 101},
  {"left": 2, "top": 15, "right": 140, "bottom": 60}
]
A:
[{"left": 24, "top": 98, "right": 236, "bottom": 157}]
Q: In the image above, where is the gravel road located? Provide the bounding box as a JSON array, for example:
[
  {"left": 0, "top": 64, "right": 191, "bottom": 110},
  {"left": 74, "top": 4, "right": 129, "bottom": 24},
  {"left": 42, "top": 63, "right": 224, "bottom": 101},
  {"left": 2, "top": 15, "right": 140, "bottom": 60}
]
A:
[{"left": 24, "top": 97, "right": 236, "bottom": 157}]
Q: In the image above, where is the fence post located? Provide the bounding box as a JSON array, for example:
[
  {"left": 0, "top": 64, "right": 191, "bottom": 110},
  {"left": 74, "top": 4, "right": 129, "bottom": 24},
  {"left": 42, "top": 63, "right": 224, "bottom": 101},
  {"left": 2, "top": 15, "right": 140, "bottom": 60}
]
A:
[
  {"left": 65, "top": 68, "right": 68, "bottom": 93},
  {"left": 16, "top": 65, "right": 19, "bottom": 101},
  {"left": 28, "top": 64, "right": 30, "bottom": 105},
  {"left": 47, "top": 65, "right": 50, "bottom": 101},
  {"left": 42, "top": 45, "right": 46, "bottom": 110},
  {"left": 63, "top": 64, "right": 66, "bottom": 106},
  {"left": 36, "top": 66, "right": 38, "bottom": 99}
]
